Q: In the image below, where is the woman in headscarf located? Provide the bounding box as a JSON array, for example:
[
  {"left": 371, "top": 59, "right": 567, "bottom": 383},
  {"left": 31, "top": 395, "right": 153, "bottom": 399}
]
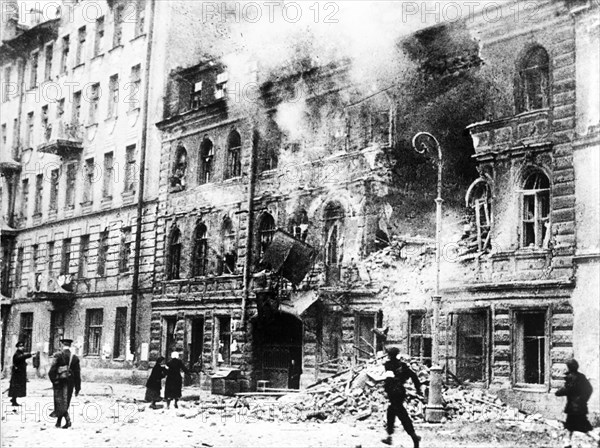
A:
[
  {"left": 145, "top": 356, "right": 167, "bottom": 409},
  {"left": 164, "top": 351, "right": 191, "bottom": 409},
  {"left": 8, "top": 341, "right": 33, "bottom": 406}
]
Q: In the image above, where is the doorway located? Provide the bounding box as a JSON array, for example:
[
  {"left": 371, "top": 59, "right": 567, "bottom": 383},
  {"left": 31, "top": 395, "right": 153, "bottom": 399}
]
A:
[
  {"left": 186, "top": 317, "right": 204, "bottom": 372},
  {"left": 253, "top": 312, "right": 303, "bottom": 389}
]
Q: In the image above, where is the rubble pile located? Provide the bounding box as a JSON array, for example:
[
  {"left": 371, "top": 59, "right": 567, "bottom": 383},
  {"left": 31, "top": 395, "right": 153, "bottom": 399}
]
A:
[{"left": 223, "top": 359, "right": 559, "bottom": 429}]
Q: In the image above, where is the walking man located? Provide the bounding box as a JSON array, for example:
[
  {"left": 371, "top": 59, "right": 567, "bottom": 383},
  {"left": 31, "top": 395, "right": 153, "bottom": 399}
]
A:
[
  {"left": 555, "top": 359, "right": 600, "bottom": 448},
  {"left": 8, "top": 341, "right": 33, "bottom": 406},
  {"left": 381, "top": 347, "right": 422, "bottom": 448},
  {"left": 48, "top": 338, "right": 81, "bottom": 428}
]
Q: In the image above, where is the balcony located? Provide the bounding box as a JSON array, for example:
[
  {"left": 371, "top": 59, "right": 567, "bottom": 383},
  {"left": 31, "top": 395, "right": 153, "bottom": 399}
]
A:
[
  {"left": 0, "top": 154, "right": 21, "bottom": 174},
  {"left": 37, "top": 121, "right": 84, "bottom": 157},
  {"left": 467, "top": 109, "right": 552, "bottom": 159}
]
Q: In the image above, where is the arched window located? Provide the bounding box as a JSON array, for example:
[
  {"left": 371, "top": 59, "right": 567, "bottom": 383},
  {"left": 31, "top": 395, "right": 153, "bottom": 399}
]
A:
[
  {"left": 323, "top": 202, "right": 344, "bottom": 283},
  {"left": 517, "top": 46, "right": 550, "bottom": 113},
  {"left": 170, "top": 145, "right": 187, "bottom": 191},
  {"left": 218, "top": 217, "right": 237, "bottom": 275},
  {"left": 257, "top": 212, "right": 276, "bottom": 261},
  {"left": 521, "top": 170, "right": 551, "bottom": 248},
  {"left": 167, "top": 226, "right": 182, "bottom": 280},
  {"left": 226, "top": 130, "right": 241, "bottom": 179},
  {"left": 191, "top": 222, "right": 208, "bottom": 277},
  {"left": 289, "top": 208, "right": 309, "bottom": 242},
  {"left": 465, "top": 178, "right": 493, "bottom": 252},
  {"left": 198, "top": 136, "right": 214, "bottom": 185}
]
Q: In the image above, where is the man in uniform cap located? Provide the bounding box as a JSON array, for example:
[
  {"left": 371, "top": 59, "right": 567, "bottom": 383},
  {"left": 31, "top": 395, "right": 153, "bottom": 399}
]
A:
[
  {"left": 8, "top": 341, "right": 33, "bottom": 406},
  {"left": 48, "top": 338, "right": 81, "bottom": 428},
  {"left": 381, "top": 346, "right": 422, "bottom": 447}
]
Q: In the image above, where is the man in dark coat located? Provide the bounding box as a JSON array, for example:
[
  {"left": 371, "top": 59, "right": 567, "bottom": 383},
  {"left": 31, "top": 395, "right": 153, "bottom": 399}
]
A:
[
  {"left": 555, "top": 359, "right": 600, "bottom": 448},
  {"left": 8, "top": 341, "right": 33, "bottom": 406},
  {"left": 48, "top": 338, "right": 81, "bottom": 429},
  {"left": 381, "top": 347, "right": 422, "bottom": 448},
  {"left": 164, "top": 351, "right": 190, "bottom": 409}
]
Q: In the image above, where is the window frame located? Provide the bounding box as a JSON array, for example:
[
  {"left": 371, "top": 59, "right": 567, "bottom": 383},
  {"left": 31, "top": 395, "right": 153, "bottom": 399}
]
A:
[
  {"left": 408, "top": 311, "right": 432, "bottom": 367},
  {"left": 84, "top": 308, "right": 103, "bottom": 357},
  {"left": 20, "top": 312, "right": 34, "bottom": 353},
  {"left": 97, "top": 230, "right": 109, "bottom": 276},
  {"left": 191, "top": 222, "right": 208, "bottom": 277},
  {"left": 257, "top": 212, "right": 276, "bottom": 262},
  {"left": 519, "top": 170, "right": 551, "bottom": 249},
  {"left": 76, "top": 26, "right": 86, "bottom": 66},
  {"left": 511, "top": 308, "right": 550, "bottom": 389},
  {"left": 113, "top": 307, "right": 127, "bottom": 359},
  {"left": 225, "top": 130, "right": 242, "bottom": 180},
  {"left": 166, "top": 226, "right": 182, "bottom": 280},
  {"left": 198, "top": 137, "right": 214, "bottom": 185},
  {"left": 517, "top": 46, "right": 550, "bottom": 113}
]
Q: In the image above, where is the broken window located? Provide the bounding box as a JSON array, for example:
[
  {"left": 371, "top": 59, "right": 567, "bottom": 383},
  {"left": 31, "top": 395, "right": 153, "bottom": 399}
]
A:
[
  {"left": 455, "top": 311, "right": 488, "bottom": 382},
  {"left": 190, "top": 80, "right": 202, "bottom": 110},
  {"left": 191, "top": 222, "right": 208, "bottom": 277},
  {"left": 226, "top": 130, "right": 242, "bottom": 179},
  {"left": 49, "top": 310, "right": 65, "bottom": 354},
  {"left": 171, "top": 145, "right": 187, "bottom": 191},
  {"left": 324, "top": 202, "right": 344, "bottom": 284},
  {"left": 78, "top": 235, "right": 89, "bottom": 278},
  {"left": 198, "top": 137, "right": 213, "bottom": 185},
  {"left": 514, "top": 310, "right": 547, "bottom": 385},
  {"left": 257, "top": 212, "right": 276, "bottom": 262},
  {"left": 354, "top": 312, "right": 382, "bottom": 361},
  {"left": 162, "top": 316, "right": 177, "bottom": 354},
  {"left": 167, "top": 226, "right": 182, "bottom": 280},
  {"left": 409, "top": 312, "right": 432, "bottom": 367},
  {"left": 34, "top": 174, "right": 43, "bottom": 215},
  {"left": 218, "top": 217, "right": 236, "bottom": 275},
  {"left": 215, "top": 71, "right": 228, "bottom": 100},
  {"left": 289, "top": 209, "right": 309, "bottom": 242},
  {"left": 464, "top": 178, "right": 492, "bottom": 253},
  {"left": 65, "top": 162, "right": 77, "bottom": 209},
  {"left": 517, "top": 46, "right": 549, "bottom": 113},
  {"left": 521, "top": 171, "right": 550, "bottom": 249}
]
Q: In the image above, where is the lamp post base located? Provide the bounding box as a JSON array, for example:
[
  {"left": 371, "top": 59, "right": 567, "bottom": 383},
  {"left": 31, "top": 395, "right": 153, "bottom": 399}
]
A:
[{"left": 425, "top": 365, "right": 444, "bottom": 423}]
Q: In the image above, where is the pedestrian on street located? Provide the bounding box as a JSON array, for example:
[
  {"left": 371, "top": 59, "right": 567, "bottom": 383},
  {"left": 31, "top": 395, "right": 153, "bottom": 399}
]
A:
[
  {"left": 381, "top": 347, "right": 422, "bottom": 448},
  {"left": 164, "top": 351, "right": 190, "bottom": 409},
  {"left": 555, "top": 359, "right": 600, "bottom": 448},
  {"left": 145, "top": 356, "right": 167, "bottom": 409},
  {"left": 8, "top": 341, "right": 33, "bottom": 407},
  {"left": 48, "top": 338, "right": 81, "bottom": 429}
]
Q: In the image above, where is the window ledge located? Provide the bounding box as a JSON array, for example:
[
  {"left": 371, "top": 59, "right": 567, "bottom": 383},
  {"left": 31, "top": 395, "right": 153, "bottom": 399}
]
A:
[
  {"left": 222, "top": 176, "right": 242, "bottom": 184},
  {"left": 91, "top": 53, "right": 104, "bottom": 61},
  {"left": 73, "top": 62, "right": 85, "bottom": 70},
  {"left": 86, "top": 122, "right": 99, "bottom": 129},
  {"left": 101, "top": 197, "right": 113, "bottom": 210},
  {"left": 122, "top": 191, "right": 136, "bottom": 204},
  {"left": 515, "top": 108, "right": 550, "bottom": 119},
  {"left": 126, "top": 107, "right": 140, "bottom": 115},
  {"left": 130, "top": 33, "right": 146, "bottom": 43},
  {"left": 108, "top": 44, "right": 124, "bottom": 53}
]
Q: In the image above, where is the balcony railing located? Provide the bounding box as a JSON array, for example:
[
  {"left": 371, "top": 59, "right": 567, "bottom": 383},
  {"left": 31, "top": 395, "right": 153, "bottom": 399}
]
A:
[{"left": 37, "top": 120, "right": 84, "bottom": 157}]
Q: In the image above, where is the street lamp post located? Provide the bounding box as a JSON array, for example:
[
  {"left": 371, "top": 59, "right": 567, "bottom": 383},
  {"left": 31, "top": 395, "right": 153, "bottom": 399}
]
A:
[{"left": 412, "top": 132, "right": 445, "bottom": 423}]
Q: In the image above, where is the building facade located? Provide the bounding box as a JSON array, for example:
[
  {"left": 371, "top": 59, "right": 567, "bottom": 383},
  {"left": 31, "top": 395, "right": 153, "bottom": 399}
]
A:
[
  {"left": 0, "top": 0, "right": 208, "bottom": 380},
  {"left": 439, "top": 0, "right": 599, "bottom": 421}
]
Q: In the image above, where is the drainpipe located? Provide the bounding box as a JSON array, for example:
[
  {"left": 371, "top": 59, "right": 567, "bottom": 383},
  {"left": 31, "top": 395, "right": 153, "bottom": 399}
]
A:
[
  {"left": 240, "top": 129, "right": 259, "bottom": 329},
  {"left": 130, "top": 0, "right": 156, "bottom": 358}
]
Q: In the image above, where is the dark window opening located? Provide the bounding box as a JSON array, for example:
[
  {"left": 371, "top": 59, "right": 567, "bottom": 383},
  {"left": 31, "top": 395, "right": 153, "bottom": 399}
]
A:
[
  {"left": 118, "top": 227, "right": 131, "bottom": 273},
  {"left": 20, "top": 313, "right": 34, "bottom": 353},
  {"left": 78, "top": 235, "right": 89, "bottom": 278},
  {"left": 97, "top": 230, "right": 109, "bottom": 276},
  {"left": 198, "top": 137, "right": 213, "bottom": 185},
  {"left": 324, "top": 202, "right": 344, "bottom": 284},
  {"left": 258, "top": 212, "right": 276, "bottom": 262},
  {"left": 61, "top": 238, "right": 72, "bottom": 275},
  {"left": 49, "top": 310, "right": 65, "bottom": 355},
  {"left": 218, "top": 218, "right": 236, "bottom": 275},
  {"left": 113, "top": 307, "right": 127, "bottom": 359},
  {"left": 226, "top": 130, "right": 242, "bottom": 179},
  {"left": 515, "top": 311, "right": 547, "bottom": 385},
  {"left": 455, "top": 312, "right": 487, "bottom": 382},
  {"left": 191, "top": 222, "right": 208, "bottom": 277},
  {"left": 85, "top": 308, "right": 103, "bottom": 356},
  {"left": 216, "top": 315, "right": 231, "bottom": 365},
  {"left": 517, "top": 46, "right": 549, "bottom": 113},
  {"left": 171, "top": 146, "right": 187, "bottom": 191},
  {"left": 167, "top": 226, "right": 181, "bottom": 280},
  {"left": 289, "top": 209, "right": 309, "bottom": 242}
]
